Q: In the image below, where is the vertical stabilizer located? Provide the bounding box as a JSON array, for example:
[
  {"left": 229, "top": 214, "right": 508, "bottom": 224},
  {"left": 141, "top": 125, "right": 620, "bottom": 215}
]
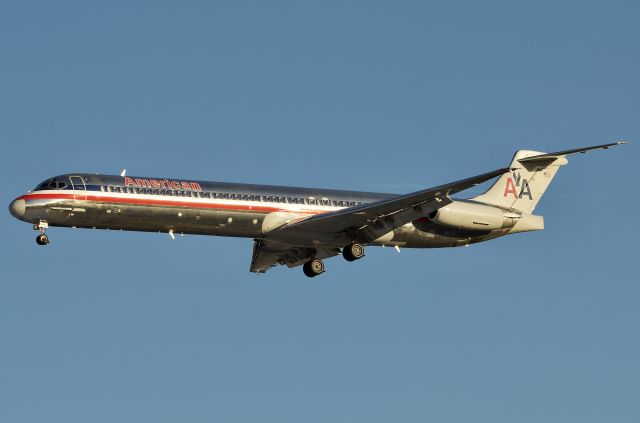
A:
[{"left": 473, "top": 150, "right": 567, "bottom": 213}]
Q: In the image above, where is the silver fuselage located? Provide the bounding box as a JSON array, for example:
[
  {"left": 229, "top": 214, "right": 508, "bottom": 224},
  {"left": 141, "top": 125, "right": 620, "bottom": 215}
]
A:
[{"left": 9, "top": 173, "right": 518, "bottom": 248}]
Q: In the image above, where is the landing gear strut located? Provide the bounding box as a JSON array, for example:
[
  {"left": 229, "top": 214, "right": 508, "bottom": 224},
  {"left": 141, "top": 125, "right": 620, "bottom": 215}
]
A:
[
  {"left": 342, "top": 243, "right": 365, "bottom": 261},
  {"left": 303, "top": 258, "right": 325, "bottom": 277},
  {"left": 34, "top": 221, "right": 50, "bottom": 245}
]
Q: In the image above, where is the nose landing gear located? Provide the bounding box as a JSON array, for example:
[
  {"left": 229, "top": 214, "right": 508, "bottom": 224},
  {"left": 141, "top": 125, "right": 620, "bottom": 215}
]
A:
[
  {"left": 33, "top": 221, "right": 50, "bottom": 245},
  {"left": 36, "top": 234, "right": 50, "bottom": 245}
]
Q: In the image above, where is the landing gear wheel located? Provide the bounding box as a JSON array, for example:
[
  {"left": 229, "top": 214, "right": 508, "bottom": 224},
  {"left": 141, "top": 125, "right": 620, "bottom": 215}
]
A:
[
  {"left": 36, "top": 234, "right": 49, "bottom": 245},
  {"left": 303, "top": 258, "right": 325, "bottom": 277},
  {"left": 342, "top": 243, "right": 365, "bottom": 261}
]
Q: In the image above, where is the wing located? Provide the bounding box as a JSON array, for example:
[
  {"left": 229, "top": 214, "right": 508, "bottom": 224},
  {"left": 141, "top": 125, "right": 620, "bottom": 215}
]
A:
[
  {"left": 250, "top": 239, "right": 340, "bottom": 273},
  {"left": 269, "top": 167, "right": 511, "bottom": 245}
]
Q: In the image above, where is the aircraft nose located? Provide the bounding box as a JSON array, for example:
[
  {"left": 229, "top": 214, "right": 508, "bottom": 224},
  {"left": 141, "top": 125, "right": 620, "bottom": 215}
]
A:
[{"left": 9, "top": 198, "right": 26, "bottom": 220}]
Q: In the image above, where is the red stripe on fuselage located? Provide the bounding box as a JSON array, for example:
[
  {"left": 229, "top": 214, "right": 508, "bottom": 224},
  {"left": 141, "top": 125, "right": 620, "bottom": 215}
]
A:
[{"left": 19, "top": 192, "right": 324, "bottom": 215}]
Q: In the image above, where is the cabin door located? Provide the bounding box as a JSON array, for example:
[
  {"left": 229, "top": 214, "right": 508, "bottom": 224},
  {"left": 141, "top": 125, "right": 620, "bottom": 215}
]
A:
[{"left": 69, "top": 176, "right": 87, "bottom": 201}]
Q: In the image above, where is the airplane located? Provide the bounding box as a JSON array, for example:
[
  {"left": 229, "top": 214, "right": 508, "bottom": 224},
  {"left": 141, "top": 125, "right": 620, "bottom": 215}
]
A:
[{"left": 8, "top": 142, "right": 626, "bottom": 277}]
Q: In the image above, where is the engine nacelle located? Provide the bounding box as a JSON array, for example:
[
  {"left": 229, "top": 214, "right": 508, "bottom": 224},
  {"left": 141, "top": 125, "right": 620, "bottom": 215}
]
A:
[{"left": 428, "top": 202, "right": 515, "bottom": 230}]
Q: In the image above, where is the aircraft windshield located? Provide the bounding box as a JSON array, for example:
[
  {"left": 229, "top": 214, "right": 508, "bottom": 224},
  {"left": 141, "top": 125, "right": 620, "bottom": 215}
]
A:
[{"left": 34, "top": 178, "right": 67, "bottom": 190}]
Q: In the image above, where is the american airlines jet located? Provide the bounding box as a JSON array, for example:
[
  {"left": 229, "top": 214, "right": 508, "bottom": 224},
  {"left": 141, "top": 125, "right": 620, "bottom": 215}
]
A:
[{"left": 9, "top": 142, "right": 625, "bottom": 277}]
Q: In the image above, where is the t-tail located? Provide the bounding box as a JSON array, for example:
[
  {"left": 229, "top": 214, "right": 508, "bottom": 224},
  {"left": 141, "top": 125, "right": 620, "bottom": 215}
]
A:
[{"left": 473, "top": 142, "right": 627, "bottom": 214}]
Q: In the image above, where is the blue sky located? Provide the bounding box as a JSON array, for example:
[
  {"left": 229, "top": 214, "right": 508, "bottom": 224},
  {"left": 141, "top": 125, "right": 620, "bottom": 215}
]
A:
[{"left": 1, "top": 1, "right": 638, "bottom": 422}]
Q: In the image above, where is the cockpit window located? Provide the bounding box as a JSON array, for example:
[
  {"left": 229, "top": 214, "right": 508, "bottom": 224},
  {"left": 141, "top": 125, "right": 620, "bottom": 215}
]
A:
[
  {"left": 35, "top": 179, "right": 53, "bottom": 190},
  {"left": 34, "top": 178, "right": 68, "bottom": 190}
]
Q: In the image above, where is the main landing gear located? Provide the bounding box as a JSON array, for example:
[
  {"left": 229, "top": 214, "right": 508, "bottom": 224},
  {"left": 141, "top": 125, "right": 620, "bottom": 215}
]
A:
[
  {"left": 302, "top": 244, "right": 366, "bottom": 277},
  {"left": 303, "top": 258, "right": 325, "bottom": 278},
  {"left": 342, "top": 243, "right": 365, "bottom": 261},
  {"left": 34, "top": 221, "right": 50, "bottom": 245}
]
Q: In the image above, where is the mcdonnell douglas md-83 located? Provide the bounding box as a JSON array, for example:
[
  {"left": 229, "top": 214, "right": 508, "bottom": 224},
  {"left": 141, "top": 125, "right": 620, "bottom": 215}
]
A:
[{"left": 9, "top": 142, "right": 625, "bottom": 277}]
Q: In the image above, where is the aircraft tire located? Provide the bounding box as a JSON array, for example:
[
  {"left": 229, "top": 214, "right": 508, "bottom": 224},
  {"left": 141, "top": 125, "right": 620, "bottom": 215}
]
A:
[
  {"left": 343, "top": 243, "right": 365, "bottom": 261},
  {"left": 303, "top": 259, "right": 324, "bottom": 277}
]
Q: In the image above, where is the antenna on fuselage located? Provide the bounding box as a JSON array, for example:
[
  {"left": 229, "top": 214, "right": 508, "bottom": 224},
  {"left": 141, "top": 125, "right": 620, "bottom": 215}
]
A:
[{"left": 120, "top": 169, "right": 126, "bottom": 177}]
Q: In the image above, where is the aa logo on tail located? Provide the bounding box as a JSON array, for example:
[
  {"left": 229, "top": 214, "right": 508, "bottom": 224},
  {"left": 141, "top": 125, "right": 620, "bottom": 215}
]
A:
[{"left": 503, "top": 171, "right": 533, "bottom": 200}]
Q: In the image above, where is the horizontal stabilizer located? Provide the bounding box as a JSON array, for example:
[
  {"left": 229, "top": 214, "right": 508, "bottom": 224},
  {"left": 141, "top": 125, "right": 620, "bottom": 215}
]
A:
[{"left": 518, "top": 141, "right": 627, "bottom": 164}]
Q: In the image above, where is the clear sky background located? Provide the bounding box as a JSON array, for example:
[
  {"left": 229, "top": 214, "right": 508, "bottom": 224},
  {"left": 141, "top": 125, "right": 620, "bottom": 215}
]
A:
[{"left": 1, "top": 1, "right": 638, "bottom": 422}]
